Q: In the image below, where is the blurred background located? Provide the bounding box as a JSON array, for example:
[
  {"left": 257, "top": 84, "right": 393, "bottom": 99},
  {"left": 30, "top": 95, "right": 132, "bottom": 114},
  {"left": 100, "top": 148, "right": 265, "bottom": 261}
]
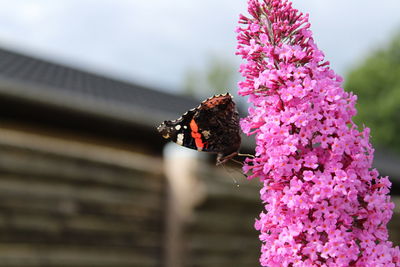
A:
[{"left": 0, "top": 0, "right": 399, "bottom": 266}]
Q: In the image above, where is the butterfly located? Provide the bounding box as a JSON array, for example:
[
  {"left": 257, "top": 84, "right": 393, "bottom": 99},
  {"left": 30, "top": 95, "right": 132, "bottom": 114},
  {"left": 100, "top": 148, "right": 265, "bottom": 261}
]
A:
[{"left": 157, "top": 93, "right": 242, "bottom": 165}]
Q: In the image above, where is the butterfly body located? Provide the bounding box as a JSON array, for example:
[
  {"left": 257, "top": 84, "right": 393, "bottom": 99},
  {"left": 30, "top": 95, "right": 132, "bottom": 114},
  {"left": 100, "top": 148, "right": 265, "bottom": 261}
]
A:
[{"left": 157, "top": 93, "right": 241, "bottom": 165}]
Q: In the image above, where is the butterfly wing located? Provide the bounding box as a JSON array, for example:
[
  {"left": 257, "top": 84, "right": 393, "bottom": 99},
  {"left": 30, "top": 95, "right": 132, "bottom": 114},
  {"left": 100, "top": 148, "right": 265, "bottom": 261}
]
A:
[
  {"left": 157, "top": 93, "right": 241, "bottom": 157},
  {"left": 192, "top": 94, "right": 241, "bottom": 155},
  {"left": 157, "top": 109, "right": 198, "bottom": 150}
]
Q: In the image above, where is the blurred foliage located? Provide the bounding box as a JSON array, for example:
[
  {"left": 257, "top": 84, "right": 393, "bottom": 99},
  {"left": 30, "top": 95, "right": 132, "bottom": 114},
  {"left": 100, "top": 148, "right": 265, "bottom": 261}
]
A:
[
  {"left": 345, "top": 32, "right": 400, "bottom": 153},
  {"left": 183, "top": 55, "right": 236, "bottom": 98}
]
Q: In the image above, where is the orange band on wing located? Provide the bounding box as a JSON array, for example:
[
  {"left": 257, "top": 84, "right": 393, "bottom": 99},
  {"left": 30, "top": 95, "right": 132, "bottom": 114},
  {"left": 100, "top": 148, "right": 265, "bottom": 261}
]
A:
[
  {"left": 190, "top": 119, "right": 204, "bottom": 149},
  {"left": 190, "top": 119, "right": 199, "bottom": 132}
]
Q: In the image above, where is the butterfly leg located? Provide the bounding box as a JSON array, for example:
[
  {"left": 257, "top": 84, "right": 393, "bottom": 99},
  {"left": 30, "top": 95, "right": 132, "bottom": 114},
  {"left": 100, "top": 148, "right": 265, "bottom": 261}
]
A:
[
  {"left": 216, "top": 152, "right": 238, "bottom": 166},
  {"left": 237, "top": 153, "right": 255, "bottom": 158}
]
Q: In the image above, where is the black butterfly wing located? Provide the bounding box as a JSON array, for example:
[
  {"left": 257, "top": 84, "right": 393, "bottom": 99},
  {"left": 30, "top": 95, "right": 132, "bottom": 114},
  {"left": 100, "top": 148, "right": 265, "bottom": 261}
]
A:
[
  {"left": 192, "top": 94, "right": 241, "bottom": 156},
  {"left": 157, "top": 109, "right": 198, "bottom": 150},
  {"left": 157, "top": 93, "right": 241, "bottom": 157}
]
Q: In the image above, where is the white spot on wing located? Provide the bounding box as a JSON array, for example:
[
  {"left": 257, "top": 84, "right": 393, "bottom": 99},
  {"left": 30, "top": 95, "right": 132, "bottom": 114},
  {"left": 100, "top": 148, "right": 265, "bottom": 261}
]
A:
[
  {"left": 175, "top": 125, "right": 181, "bottom": 130},
  {"left": 176, "top": 133, "right": 184, "bottom": 145}
]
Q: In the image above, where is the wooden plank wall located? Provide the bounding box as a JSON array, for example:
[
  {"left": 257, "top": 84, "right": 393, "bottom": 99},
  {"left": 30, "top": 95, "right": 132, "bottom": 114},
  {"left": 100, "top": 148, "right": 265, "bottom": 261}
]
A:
[
  {"left": 0, "top": 128, "right": 165, "bottom": 267},
  {"left": 0, "top": 127, "right": 398, "bottom": 267},
  {"left": 184, "top": 167, "right": 262, "bottom": 267}
]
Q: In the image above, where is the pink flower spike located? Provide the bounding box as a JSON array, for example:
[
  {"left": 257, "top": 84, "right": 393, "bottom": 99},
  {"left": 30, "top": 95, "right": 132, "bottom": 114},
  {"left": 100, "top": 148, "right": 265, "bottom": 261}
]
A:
[{"left": 236, "top": 0, "right": 399, "bottom": 266}]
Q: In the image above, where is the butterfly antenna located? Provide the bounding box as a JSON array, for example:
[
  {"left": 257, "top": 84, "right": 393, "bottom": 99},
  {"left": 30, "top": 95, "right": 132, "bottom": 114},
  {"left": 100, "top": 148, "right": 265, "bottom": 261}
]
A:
[
  {"left": 220, "top": 163, "right": 240, "bottom": 187},
  {"left": 230, "top": 158, "right": 244, "bottom": 166},
  {"left": 226, "top": 159, "right": 250, "bottom": 179}
]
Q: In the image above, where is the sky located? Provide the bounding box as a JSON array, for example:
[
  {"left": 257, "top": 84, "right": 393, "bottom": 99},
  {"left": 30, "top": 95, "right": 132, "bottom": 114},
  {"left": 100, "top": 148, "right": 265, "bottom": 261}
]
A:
[{"left": 0, "top": 0, "right": 399, "bottom": 94}]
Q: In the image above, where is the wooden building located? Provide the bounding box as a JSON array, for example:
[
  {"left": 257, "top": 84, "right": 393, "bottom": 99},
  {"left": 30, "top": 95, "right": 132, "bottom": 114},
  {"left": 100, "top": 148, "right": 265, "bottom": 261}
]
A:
[{"left": 0, "top": 47, "right": 398, "bottom": 267}]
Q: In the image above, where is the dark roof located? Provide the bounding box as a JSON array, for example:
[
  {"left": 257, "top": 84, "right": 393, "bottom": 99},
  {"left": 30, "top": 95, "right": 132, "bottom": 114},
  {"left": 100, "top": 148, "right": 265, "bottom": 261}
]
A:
[{"left": 0, "top": 47, "right": 199, "bottom": 129}]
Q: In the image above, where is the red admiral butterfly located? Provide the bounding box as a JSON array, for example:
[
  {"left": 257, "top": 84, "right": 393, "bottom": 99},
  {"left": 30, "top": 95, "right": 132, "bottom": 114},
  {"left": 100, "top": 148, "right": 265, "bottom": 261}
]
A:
[{"left": 157, "top": 93, "right": 241, "bottom": 165}]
